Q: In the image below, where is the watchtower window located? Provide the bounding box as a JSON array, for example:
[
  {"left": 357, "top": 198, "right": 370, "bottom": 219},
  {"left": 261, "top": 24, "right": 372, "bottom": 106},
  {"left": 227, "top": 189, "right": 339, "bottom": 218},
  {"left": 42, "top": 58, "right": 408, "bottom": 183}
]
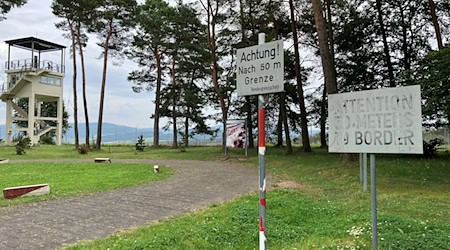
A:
[{"left": 40, "top": 76, "right": 61, "bottom": 86}]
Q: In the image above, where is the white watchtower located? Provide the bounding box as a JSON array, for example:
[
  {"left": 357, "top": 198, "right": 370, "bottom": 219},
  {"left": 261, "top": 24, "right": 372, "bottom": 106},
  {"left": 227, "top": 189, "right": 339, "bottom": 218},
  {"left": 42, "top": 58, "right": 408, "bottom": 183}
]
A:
[{"left": 1, "top": 37, "right": 65, "bottom": 145}]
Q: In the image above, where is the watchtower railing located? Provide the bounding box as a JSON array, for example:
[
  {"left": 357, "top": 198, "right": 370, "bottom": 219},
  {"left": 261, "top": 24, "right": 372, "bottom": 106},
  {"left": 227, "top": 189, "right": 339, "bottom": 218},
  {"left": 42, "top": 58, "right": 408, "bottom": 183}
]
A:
[{"left": 5, "top": 59, "right": 65, "bottom": 74}]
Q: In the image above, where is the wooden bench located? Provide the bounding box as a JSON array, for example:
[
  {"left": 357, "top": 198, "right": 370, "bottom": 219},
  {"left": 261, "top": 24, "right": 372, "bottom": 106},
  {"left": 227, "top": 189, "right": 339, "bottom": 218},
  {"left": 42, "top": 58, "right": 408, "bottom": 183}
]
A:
[
  {"left": 3, "top": 184, "right": 50, "bottom": 199},
  {"left": 94, "top": 158, "right": 111, "bottom": 163}
]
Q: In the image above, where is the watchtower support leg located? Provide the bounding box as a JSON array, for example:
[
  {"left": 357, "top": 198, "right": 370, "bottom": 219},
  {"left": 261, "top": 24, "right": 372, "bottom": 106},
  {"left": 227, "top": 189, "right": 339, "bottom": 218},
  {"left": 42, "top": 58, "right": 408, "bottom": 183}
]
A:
[{"left": 56, "top": 97, "right": 63, "bottom": 145}]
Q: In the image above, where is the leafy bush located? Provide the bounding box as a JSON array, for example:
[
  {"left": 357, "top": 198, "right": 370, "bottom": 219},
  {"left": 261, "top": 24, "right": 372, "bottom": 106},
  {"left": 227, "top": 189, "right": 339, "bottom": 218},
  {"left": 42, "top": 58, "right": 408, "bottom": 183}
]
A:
[
  {"left": 78, "top": 144, "right": 90, "bottom": 154},
  {"left": 39, "top": 134, "right": 55, "bottom": 145},
  {"left": 135, "top": 135, "right": 146, "bottom": 152},
  {"left": 414, "top": 46, "right": 450, "bottom": 127},
  {"left": 178, "top": 140, "right": 186, "bottom": 152},
  {"left": 423, "top": 138, "right": 443, "bottom": 157},
  {"left": 15, "top": 137, "right": 31, "bottom": 155}
]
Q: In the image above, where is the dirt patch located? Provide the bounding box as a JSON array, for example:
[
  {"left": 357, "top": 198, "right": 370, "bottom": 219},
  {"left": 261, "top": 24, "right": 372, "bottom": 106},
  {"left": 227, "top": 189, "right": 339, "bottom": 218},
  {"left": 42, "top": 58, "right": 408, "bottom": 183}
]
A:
[
  {"left": 271, "top": 180, "right": 323, "bottom": 196},
  {"left": 272, "top": 180, "right": 305, "bottom": 190}
]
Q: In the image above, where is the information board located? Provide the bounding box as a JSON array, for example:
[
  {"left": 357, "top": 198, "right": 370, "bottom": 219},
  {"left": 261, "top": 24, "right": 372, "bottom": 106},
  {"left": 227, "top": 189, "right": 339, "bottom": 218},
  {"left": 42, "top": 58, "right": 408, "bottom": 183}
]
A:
[
  {"left": 226, "top": 121, "right": 246, "bottom": 148},
  {"left": 328, "top": 85, "right": 423, "bottom": 154},
  {"left": 236, "top": 40, "right": 284, "bottom": 96}
]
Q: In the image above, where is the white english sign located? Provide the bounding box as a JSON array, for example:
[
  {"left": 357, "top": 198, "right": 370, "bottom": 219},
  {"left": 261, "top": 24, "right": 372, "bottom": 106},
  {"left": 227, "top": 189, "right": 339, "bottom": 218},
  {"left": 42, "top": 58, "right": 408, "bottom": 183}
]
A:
[
  {"left": 236, "top": 40, "right": 284, "bottom": 96},
  {"left": 328, "top": 85, "right": 423, "bottom": 154}
]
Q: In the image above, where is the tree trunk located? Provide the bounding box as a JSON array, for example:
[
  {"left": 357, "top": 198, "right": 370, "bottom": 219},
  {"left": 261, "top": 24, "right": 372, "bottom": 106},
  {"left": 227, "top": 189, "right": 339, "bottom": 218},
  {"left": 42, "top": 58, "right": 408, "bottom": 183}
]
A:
[
  {"left": 311, "top": 0, "right": 337, "bottom": 94},
  {"left": 76, "top": 21, "right": 89, "bottom": 148},
  {"left": 399, "top": 4, "right": 410, "bottom": 72},
  {"left": 222, "top": 111, "right": 227, "bottom": 150},
  {"left": 185, "top": 115, "right": 189, "bottom": 147},
  {"left": 238, "top": 0, "right": 254, "bottom": 149},
  {"left": 248, "top": 0, "right": 255, "bottom": 42},
  {"left": 429, "top": 0, "right": 443, "bottom": 50},
  {"left": 246, "top": 96, "right": 254, "bottom": 148},
  {"left": 238, "top": 0, "right": 247, "bottom": 45},
  {"left": 320, "top": 84, "right": 327, "bottom": 148},
  {"left": 281, "top": 92, "right": 292, "bottom": 154},
  {"left": 95, "top": 20, "right": 112, "bottom": 149},
  {"left": 154, "top": 52, "right": 162, "bottom": 147},
  {"left": 206, "top": 0, "right": 227, "bottom": 150},
  {"left": 68, "top": 19, "right": 79, "bottom": 149},
  {"left": 172, "top": 59, "right": 177, "bottom": 148},
  {"left": 319, "top": 0, "right": 334, "bottom": 148},
  {"left": 325, "top": 0, "right": 336, "bottom": 70},
  {"left": 312, "top": 0, "right": 353, "bottom": 161},
  {"left": 290, "top": 0, "right": 311, "bottom": 152},
  {"left": 275, "top": 104, "right": 283, "bottom": 147},
  {"left": 375, "top": 0, "right": 396, "bottom": 87}
]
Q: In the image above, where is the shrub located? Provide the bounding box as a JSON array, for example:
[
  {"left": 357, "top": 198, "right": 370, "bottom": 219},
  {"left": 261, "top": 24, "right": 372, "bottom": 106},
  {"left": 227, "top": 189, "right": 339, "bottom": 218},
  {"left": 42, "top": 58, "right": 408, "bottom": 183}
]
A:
[
  {"left": 423, "top": 138, "right": 443, "bottom": 157},
  {"left": 39, "top": 134, "right": 55, "bottom": 145},
  {"left": 135, "top": 135, "right": 145, "bottom": 152},
  {"left": 15, "top": 137, "right": 31, "bottom": 155},
  {"left": 178, "top": 140, "right": 186, "bottom": 152},
  {"left": 78, "top": 144, "right": 90, "bottom": 154}
]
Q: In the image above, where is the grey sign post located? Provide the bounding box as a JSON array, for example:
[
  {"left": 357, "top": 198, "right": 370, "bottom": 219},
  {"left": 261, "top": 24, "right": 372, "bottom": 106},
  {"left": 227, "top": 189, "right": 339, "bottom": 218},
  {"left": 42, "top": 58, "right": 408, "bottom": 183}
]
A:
[
  {"left": 328, "top": 86, "right": 423, "bottom": 250},
  {"left": 363, "top": 153, "right": 368, "bottom": 192},
  {"left": 370, "top": 153, "right": 378, "bottom": 249},
  {"left": 359, "top": 153, "right": 363, "bottom": 184},
  {"left": 236, "top": 33, "right": 284, "bottom": 250}
]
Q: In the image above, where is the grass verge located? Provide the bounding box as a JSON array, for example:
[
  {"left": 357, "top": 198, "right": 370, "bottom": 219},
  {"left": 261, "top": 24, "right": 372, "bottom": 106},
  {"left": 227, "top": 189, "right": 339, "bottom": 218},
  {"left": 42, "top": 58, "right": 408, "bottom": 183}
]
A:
[
  {"left": 0, "top": 144, "right": 225, "bottom": 161},
  {"left": 0, "top": 162, "right": 172, "bottom": 207},
  {"left": 64, "top": 147, "right": 450, "bottom": 249}
]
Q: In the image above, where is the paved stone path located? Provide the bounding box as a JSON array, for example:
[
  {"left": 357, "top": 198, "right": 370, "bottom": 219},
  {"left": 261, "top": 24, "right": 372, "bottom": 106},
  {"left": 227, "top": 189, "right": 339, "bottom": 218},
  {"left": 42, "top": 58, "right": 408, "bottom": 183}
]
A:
[{"left": 0, "top": 159, "right": 259, "bottom": 249}]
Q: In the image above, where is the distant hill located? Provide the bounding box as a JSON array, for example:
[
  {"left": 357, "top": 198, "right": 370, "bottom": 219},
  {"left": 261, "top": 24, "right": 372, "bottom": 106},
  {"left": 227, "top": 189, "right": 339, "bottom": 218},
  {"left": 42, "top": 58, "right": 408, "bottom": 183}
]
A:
[
  {"left": 64, "top": 123, "right": 170, "bottom": 143},
  {"left": 0, "top": 123, "right": 319, "bottom": 144}
]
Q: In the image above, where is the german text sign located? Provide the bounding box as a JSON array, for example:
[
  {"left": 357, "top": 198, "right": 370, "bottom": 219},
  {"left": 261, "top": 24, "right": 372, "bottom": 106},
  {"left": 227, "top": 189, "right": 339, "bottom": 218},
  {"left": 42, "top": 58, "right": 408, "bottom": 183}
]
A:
[
  {"left": 328, "top": 85, "right": 423, "bottom": 154},
  {"left": 236, "top": 40, "right": 284, "bottom": 96}
]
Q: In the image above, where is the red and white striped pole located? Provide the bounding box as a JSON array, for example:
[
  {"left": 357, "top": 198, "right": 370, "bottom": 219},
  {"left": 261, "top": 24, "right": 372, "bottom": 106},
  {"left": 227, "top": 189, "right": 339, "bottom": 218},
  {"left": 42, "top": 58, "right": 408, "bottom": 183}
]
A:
[{"left": 258, "top": 33, "right": 267, "bottom": 250}]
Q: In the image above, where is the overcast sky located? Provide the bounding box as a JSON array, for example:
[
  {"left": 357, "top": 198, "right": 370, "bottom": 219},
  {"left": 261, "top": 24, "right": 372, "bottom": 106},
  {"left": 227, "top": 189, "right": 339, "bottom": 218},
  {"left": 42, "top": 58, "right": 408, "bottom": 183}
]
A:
[{"left": 0, "top": 0, "right": 155, "bottom": 128}]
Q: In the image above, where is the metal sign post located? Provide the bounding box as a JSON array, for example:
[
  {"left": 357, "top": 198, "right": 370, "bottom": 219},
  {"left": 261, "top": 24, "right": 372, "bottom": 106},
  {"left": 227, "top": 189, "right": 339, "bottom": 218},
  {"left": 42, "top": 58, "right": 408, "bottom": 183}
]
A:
[
  {"left": 359, "top": 153, "right": 363, "bottom": 184},
  {"left": 258, "top": 94, "right": 266, "bottom": 250},
  {"left": 236, "top": 32, "right": 284, "bottom": 250},
  {"left": 363, "top": 153, "right": 368, "bottom": 192},
  {"left": 370, "top": 153, "right": 378, "bottom": 249},
  {"left": 257, "top": 33, "right": 267, "bottom": 250}
]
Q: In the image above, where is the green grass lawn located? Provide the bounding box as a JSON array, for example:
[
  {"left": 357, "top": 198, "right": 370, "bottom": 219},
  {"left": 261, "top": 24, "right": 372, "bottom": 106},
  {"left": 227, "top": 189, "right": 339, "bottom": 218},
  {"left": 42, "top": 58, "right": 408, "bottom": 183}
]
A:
[
  {"left": 0, "top": 144, "right": 226, "bottom": 161},
  {"left": 60, "top": 146, "right": 449, "bottom": 249},
  {"left": 0, "top": 162, "right": 172, "bottom": 207},
  {"left": 1, "top": 144, "right": 449, "bottom": 248}
]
